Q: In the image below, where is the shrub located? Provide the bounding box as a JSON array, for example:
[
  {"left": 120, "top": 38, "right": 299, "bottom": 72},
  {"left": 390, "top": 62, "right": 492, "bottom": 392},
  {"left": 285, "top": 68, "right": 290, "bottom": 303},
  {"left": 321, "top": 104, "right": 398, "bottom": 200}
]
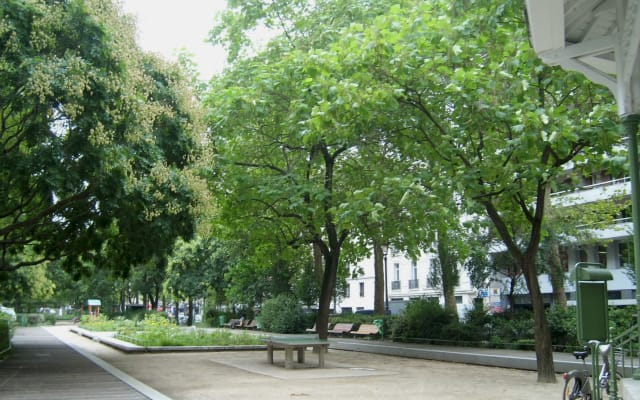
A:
[
  {"left": 0, "top": 313, "right": 11, "bottom": 356},
  {"left": 43, "top": 313, "right": 57, "bottom": 326},
  {"left": 26, "top": 314, "right": 44, "bottom": 326},
  {"left": 79, "top": 314, "right": 122, "bottom": 331},
  {"left": 488, "top": 310, "right": 535, "bottom": 344},
  {"left": 391, "top": 299, "right": 457, "bottom": 342},
  {"left": 546, "top": 305, "right": 578, "bottom": 350},
  {"left": 259, "top": 295, "right": 306, "bottom": 333}
]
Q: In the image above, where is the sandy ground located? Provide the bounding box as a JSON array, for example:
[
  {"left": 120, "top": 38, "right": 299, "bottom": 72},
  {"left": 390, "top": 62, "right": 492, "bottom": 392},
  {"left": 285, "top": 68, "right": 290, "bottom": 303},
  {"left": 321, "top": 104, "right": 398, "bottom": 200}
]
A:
[{"left": 48, "top": 325, "right": 566, "bottom": 400}]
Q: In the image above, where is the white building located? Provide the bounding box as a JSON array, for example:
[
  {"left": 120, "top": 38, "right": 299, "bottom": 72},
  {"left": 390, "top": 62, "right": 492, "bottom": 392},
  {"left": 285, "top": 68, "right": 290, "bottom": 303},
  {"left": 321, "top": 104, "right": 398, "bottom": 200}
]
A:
[
  {"left": 497, "top": 172, "right": 636, "bottom": 308},
  {"left": 338, "top": 249, "right": 477, "bottom": 317},
  {"left": 338, "top": 170, "right": 637, "bottom": 317}
]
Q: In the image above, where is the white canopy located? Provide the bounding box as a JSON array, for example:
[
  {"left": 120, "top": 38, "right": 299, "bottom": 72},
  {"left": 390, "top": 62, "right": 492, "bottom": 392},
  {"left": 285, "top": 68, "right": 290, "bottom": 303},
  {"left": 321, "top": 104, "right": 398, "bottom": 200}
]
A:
[{"left": 525, "top": 0, "right": 640, "bottom": 115}]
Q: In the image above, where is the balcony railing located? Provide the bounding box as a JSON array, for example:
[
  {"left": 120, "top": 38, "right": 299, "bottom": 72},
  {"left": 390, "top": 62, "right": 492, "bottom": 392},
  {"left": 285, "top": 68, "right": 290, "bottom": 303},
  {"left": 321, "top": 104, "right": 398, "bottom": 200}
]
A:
[
  {"left": 391, "top": 281, "right": 400, "bottom": 290},
  {"left": 408, "top": 279, "right": 419, "bottom": 289},
  {"left": 550, "top": 176, "right": 631, "bottom": 197}
]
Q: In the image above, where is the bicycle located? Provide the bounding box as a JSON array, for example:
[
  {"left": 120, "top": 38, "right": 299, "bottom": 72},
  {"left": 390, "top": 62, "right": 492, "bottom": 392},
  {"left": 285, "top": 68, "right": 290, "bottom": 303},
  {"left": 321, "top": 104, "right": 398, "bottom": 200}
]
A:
[{"left": 562, "top": 340, "right": 622, "bottom": 400}]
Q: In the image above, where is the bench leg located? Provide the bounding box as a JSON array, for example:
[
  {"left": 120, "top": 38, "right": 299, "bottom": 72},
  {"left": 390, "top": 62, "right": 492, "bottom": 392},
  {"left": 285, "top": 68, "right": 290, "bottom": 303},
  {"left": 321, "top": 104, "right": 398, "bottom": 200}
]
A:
[
  {"left": 318, "top": 345, "right": 326, "bottom": 368},
  {"left": 284, "top": 347, "right": 294, "bottom": 369},
  {"left": 267, "top": 344, "right": 274, "bottom": 364}
]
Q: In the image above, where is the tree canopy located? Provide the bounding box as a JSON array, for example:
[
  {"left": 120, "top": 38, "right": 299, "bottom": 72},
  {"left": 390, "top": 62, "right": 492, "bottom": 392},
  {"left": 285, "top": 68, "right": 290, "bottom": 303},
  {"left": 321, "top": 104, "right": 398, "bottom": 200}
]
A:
[{"left": 0, "top": 0, "right": 205, "bottom": 276}]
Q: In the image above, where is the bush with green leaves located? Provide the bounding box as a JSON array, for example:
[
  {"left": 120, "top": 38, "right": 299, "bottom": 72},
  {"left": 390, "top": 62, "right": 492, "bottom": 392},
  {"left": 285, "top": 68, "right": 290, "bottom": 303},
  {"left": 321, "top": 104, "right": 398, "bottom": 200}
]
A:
[
  {"left": 43, "top": 313, "right": 57, "bottom": 326},
  {"left": 116, "top": 313, "right": 264, "bottom": 346},
  {"left": 259, "top": 295, "right": 306, "bottom": 333},
  {"left": 0, "top": 319, "right": 9, "bottom": 356},
  {"left": 546, "top": 305, "right": 577, "bottom": 350},
  {"left": 391, "top": 299, "right": 458, "bottom": 342}
]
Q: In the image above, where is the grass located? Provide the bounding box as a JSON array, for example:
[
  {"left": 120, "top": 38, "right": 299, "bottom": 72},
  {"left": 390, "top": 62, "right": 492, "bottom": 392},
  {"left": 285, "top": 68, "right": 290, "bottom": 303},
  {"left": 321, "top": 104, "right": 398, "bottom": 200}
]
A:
[
  {"left": 118, "top": 328, "right": 265, "bottom": 347},
  {"left": 81, "top": 313, "right": 265, "bottom": 347}
]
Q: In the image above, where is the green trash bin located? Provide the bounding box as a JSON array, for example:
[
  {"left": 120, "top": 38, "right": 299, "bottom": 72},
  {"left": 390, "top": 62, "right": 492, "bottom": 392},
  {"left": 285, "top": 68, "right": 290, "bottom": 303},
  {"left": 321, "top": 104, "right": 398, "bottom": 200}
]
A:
[{"left": 218, "top": 315, "right": 226, "bottom": 327}]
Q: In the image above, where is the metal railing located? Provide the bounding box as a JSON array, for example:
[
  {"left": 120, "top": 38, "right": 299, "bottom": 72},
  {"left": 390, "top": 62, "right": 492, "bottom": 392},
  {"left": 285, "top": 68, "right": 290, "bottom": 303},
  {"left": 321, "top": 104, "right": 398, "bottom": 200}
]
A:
[
  {"left": 391, "top": 281, "right": 401, "bottom": 290},
  {"left": 408, "top": 279, "right": 419, "bottom": 289},
  {"left": 611, "top": 323, "right": 639, "bottom": 378}
]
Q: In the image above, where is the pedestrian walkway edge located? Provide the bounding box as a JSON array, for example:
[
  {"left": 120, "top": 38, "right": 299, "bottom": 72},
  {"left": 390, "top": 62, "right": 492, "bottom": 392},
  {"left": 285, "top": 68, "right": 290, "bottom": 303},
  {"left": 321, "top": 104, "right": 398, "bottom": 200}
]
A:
[{"left": 45, "top": 327, "right": 173, "bottom": 400}]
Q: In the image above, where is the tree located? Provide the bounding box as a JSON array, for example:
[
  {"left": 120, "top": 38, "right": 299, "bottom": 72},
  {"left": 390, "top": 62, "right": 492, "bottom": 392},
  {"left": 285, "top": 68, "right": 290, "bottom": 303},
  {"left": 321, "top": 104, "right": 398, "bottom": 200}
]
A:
[
  {"left": 0, "top": 0, "right": 204, "bottom": 276},
  {"left": 165, "top": 237, "right": 225, "bottom": 325},
  {"left": 332, "top": 0, "right": 618, "bottom": 382}
]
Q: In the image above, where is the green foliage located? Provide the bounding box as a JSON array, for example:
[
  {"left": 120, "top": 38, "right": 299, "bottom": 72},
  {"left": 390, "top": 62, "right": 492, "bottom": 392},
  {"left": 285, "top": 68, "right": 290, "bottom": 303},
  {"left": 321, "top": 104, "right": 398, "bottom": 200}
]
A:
[
  {"left": 609, "top": 305, "right": 638, "bottom": 339},
  {"left": 79, "top": 314, "right": 126, "bottom": 331},
  {"left": 546, "top": 305, "right": 577, "bottom": 350},
  {"left": 259, "top": 295, "right": 306, "bottom": 333},
  {"left": 43, "top": 313, "right": 57, "bottom": 326},
  {"left": 0, "top": 0, "right": 204, "bottom": 276},
  {"left": 0, "top": 319, "right": 10, "bottom": 356},
  {"left": 391, "top": 299, "right": 457, "bottom": 342},
  {"left": 81, "top": 313, "right": 265, "bottom": 346},
  {"left": 386, "top": 301, "right": 585, "bottom": 351}
]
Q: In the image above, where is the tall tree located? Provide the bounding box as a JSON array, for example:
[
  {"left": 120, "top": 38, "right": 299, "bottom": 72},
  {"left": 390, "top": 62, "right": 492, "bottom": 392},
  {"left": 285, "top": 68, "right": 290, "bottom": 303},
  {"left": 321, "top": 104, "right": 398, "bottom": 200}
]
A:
[
  {"left": 332, "top": 0, "right": 618, "bottom": 382},
  {"left": 0, "top": 0, "right": 204, "bottom": 276}
]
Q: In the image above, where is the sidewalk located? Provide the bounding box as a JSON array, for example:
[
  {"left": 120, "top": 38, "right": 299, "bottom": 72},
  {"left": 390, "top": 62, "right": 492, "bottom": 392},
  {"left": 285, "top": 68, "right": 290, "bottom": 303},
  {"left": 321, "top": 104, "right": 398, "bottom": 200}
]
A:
[
  {"left": 0, "top": 326, "right": 152, "bottom": 400},
  {"left": 2, "top": 325, "right": 638, "bottom": 400}
]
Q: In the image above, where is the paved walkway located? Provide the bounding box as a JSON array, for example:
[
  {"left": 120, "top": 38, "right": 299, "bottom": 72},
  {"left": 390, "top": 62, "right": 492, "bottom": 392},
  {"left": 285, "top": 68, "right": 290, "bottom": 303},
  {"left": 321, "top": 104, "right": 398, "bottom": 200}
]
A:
[
  {"left": 0, "top": 326, "right": 150, "bottom": 400},
  {"left": 1, "top": 325, "right": 638, "bottom": 400}
]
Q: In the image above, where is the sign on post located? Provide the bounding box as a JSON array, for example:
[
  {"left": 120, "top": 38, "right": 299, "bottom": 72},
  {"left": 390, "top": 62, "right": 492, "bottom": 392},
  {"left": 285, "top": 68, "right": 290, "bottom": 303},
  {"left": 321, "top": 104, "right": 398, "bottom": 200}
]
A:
[{"left": 570, "top": 263, "right": 613, "bottom": 344}]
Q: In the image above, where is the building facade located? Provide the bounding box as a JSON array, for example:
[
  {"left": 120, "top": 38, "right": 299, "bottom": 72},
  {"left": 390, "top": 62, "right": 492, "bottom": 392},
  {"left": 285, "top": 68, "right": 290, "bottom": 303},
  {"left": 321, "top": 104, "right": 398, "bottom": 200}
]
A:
[
  {"left": 338, "top": 250, "right": 477, "bottom": 317},
  {"left": 338, "top": 170, "right": 637, "bottom": 317}
]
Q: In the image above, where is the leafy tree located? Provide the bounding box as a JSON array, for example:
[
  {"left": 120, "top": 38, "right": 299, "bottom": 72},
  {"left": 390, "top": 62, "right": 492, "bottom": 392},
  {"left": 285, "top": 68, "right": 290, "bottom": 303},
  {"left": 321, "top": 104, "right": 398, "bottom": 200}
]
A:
[
  {"left": 165, "top": 237, "right": 224, "bottom": 325},
  {"left": 129, "top": 257, "right": 167, "bottom": 311},
  {"left": 205, "top": 31, "right": 398, "bottom": 337},
  {"left": 330, "top": 0, "right": 618, "bottom": 382},
  {"left": 0, "top": 0, "right": 204, "bottom": 276},
  {"left": 0, "top": 264, "right": 55, "bottom": 312}
]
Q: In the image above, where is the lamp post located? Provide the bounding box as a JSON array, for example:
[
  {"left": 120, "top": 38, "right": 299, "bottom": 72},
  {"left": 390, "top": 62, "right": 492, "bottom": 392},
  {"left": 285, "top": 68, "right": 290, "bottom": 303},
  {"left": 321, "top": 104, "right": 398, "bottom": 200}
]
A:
[{"left": 381, "top": 244, "right": 389, "bottom": 314}]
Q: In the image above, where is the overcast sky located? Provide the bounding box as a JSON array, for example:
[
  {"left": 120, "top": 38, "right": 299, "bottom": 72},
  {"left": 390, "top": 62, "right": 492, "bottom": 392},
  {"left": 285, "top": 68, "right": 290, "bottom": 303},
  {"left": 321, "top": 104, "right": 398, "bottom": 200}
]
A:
[{"left": 120, "top": 0, "right": 228, "bottom": 81}]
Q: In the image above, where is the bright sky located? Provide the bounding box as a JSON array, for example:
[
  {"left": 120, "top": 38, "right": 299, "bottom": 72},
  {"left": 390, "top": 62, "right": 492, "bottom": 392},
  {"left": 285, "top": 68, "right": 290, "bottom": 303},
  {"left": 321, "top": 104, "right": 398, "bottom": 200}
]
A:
[{"left": 119, "top": 0, "right": 228, "bottom": 81}]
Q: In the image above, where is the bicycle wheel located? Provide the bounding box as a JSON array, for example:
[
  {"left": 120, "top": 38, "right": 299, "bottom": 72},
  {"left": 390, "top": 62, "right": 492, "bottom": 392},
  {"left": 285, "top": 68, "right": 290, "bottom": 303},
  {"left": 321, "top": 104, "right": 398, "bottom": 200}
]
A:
[{"left": 563, "top": 376, "right": 586, "bottom": 400}]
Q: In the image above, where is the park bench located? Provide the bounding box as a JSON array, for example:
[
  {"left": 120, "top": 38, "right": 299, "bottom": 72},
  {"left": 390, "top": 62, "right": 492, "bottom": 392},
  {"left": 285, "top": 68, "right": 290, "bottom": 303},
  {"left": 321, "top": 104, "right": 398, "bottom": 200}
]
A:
[
  {"left": 265, "top": 335, "right": 330, "bottom": 369},
  {"left": 327, "top": 323, "right": 354, "bottom": 336},
  {"left": 243, "top": 319, "right": 258, "bottom": 329},
  {"left": 305, "top": 323, "right": 332, "bottom": 333},
  {"left": 350, "top": 324, "right": 379, "bottom": 339},
  {"left": 223, "top": 318, "right": 243, "bottom": 328}
]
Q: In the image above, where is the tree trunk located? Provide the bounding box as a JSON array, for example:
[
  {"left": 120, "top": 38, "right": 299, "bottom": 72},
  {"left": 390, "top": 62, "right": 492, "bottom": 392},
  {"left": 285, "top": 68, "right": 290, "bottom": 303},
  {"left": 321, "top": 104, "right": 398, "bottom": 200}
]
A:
[
  {"left": 187, "top": 297, "right": 194, "bottom": 326},
  {"left": 173, "top": 292, "right": 180, "bottom": 323},
  {"left": 373, "top": 241, "right": 385, "bottom": 315},
  {"left": 313, "top": 243, "right": 324, "bottom": 285},
  {"left": 521, "top": 255, "right": 556, "bottom": 383},
  {"left": 316, "top": 251, "right": 339, "bottom": 340},
  {"left": 548, "top": 241, "right": 567, "bottom": 308},
  {"left": 437, "top": 227, "right": 459, "bottom": 315}
]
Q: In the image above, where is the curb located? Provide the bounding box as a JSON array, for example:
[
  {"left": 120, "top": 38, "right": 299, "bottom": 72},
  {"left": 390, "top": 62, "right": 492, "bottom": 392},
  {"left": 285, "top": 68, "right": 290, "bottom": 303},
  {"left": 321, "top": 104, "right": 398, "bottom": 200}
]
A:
[{"left": 69, "top": 326, "right": 266, "bottom": 353}]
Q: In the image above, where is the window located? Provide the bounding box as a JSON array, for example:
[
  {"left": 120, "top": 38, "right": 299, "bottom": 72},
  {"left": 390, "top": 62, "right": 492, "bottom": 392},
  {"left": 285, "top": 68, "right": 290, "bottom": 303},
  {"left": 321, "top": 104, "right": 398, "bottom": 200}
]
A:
[
  {"left": 345, "top": 284, "right": 350, "bottom": 298},
  {"left": 392, "top": 263, "right": 400, "bottom": 290},
  {"left": 409, "top": 261, "right": 419, "bottom": 289},
  {"left": 619, "top": 241, "right": 633, "bottom": 268},
  {"left": 598, "top": 245, "right": 608, "bottom": 267},
  {"left": 359, "top": 282, "right": 365, "bottom": 297},
  {"left": 456, "top": 296, "right": 463, "bottom": 304},
  {"left": 577, "top": 247, "right": 588, "bottom": 263}
]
